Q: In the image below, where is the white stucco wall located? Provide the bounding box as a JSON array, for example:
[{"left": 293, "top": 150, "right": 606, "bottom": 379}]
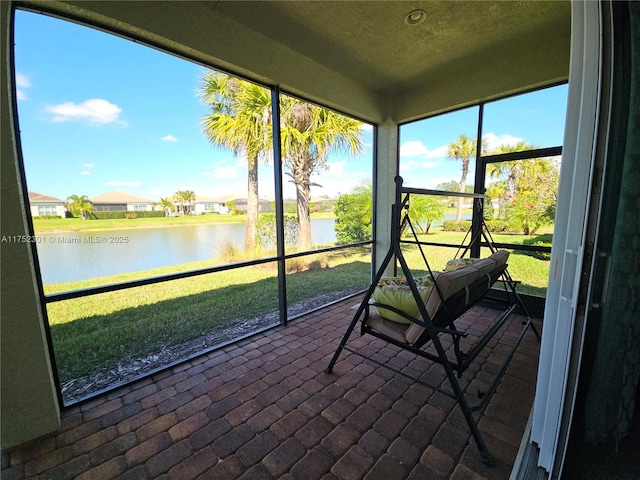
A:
[{"left": 1, "top": 1, "right": 61, "bottom": 450}]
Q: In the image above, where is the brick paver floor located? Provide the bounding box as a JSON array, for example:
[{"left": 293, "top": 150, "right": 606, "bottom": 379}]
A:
[{"left": 2, "top": 295, "right": 541, "bottom": 479}]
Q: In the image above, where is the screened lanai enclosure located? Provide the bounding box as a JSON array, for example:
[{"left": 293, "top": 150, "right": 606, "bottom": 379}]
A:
[
  {"left": 11, "top": 6, "right": 566, "bottom": 407},
  {"left": 4, "top": 2, "right": 636, "bottom": 479}
]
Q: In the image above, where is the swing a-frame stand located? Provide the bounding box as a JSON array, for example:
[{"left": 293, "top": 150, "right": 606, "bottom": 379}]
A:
[{"left": 325, "top": 176, "right": 540, "bottom": 466}]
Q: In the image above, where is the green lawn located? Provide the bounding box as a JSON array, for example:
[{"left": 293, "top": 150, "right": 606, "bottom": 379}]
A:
[
  {"left": 402, "top": 228, "right": 552, "bottom": 296},
  {"left": 45, "top": 226, "right": 551, "bottom": 385},
  {"left": 46, "top": 248, "right": 371, "bottom": 382}
]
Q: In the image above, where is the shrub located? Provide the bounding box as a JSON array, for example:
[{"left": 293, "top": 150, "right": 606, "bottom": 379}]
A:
[
  {"left": 317, "top": 200, "right": 334, "bottom": 212},
  {"left": 131, "top": 210, "right": 165, "bottom": 218},
  {"left": 35, "top": 215, "right": 62, "bottom": 220},
  {"left": 482, "top": 192, "right": 495, "bottom": 221},
  {"left": 92, "top": 210, "right": 165, "bottom": 219},
  {"left": 442, "top": 220, "right": 471, "bottom": 232},
  {"left": 442, "top": 219, "right": 507, "bottom": 233},
  {"left": 256, "top": 214, "right": 298, "bottom": 250},
  {"left": 93, "top": 211, "right": 127, "bottom": 219},
  {"left": 216, "top": 240, "right": 245, "bottom": 264},
  {"left": 408, "top": 196, "right": 445, "bottom": 234},
  {"left": 484, "top": 219, "right": 508, "bottom": 232},
  {"left": 333, "top": 192, "right": 372, "bottom": 244}
]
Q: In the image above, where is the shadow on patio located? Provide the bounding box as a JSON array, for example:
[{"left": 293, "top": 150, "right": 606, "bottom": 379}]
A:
[{"left": 2, "top": 294, "right": 540, "bottom": 480}]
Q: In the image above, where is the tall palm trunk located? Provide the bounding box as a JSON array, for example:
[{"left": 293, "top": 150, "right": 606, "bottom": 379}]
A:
[
  {"left": 245, "top": 155, "right": 259, "bottom": 251},
  {"left": 507, "top": 169, "right": 518, "bottom": 199},
  {"left": 287, "top": 151, "right": 313, "bottom": 250},
  {"left": 295, "top": 179, "right": 312, "bottom": 251},
  {"left": 456, "top": 159, "right": 469, "bottom": 221}
]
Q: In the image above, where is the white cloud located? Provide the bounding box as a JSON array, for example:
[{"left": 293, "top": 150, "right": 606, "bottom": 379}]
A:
[
  {"left": 47, "top": 98, "right": 124, "bottom": 125},
  {"left": 15, "top": 73, "right": 31, "bottom": 100},
  {"left": 359, "top": 123, "right": 373, "bottom": 131},
  {"left": 80, "top": 171, "right": 91, "bottom": 176},
  {"left": 400, "top": 159, "right": 439, "bottom": 172},
  {"left": 105, "top": 181, "right": 142, "bottom": 186},
  {"left": 202, "top": 165, "right": 240, "bottom": 179},
  {"left": 327, "top": 160, "right": 347, "bottom": 176},
  {"left": 400, "top": 140, "right": 429, "bottom": 158},
  {"left": 400, "top": 141, "right": 448, "bottom": 160},
  {"left": 83, "top": 163, "right": 94, "bottom": 168},
  {"left": 426, "top": 145, "right": 448, "bottom": 159},
  {"left": 483, "top": 133, "right": 525, "bottom": 151},
  {"left": 162, "top": 134, "right": 178, "bottom": 142},
  {"left": 15, "top": 73, "right": 31, "bottom": 88}
]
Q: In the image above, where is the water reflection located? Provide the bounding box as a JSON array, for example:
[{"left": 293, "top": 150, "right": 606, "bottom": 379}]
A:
[{"left": 36, "top": 219, "right": 336, "bottom": 284}]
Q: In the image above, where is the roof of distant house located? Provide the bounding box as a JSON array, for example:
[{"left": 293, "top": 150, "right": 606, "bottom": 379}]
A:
[
  {"left": 212, "top": 194, "right": 243, "bottom": 203},
  {"left": 90, "top": 190, "right": 154, "bottom": 204},
  {"left": 28, "top": 191, "right": 65, "bottom": 203}
]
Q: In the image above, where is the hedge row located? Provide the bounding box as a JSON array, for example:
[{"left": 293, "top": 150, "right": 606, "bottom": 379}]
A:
[
  {"left": 92, "top": 210, "right": 166, "bottom": 219},
  {"left": 442, "top": 219, "right": 509, "bottom": 233}
]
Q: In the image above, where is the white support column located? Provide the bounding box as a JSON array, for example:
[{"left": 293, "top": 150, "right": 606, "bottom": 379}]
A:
[{"left": 374, "top": 118, "right": 399, "bottom": 274}]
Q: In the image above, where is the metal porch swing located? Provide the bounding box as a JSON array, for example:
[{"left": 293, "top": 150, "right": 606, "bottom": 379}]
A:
[{"left": 325, "top": 176, "right": 541, "bottom": 466}]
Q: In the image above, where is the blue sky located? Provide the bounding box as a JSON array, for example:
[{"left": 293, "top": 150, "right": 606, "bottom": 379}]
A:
[
  {"left": 399, "top": 86, "right": 568, "bottom": 189},
  {"left": 14, "top": 10, "right": 567, "bottom": 202}
]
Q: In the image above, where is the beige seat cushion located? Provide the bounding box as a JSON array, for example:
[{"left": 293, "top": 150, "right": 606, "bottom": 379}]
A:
[
  {"left": 363, "top": 250, "right": 511, "bottom": 346},
  {"left": 365, "top": 307, "right": 411, "bottom": 344},
  {"left": 405, "top": 265, "right": 479, "bottom": 344}
]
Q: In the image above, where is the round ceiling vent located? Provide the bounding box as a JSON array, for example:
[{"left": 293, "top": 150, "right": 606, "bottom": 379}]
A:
[{"left": 405, "top": 9, "right": 427, "bottom": 26}]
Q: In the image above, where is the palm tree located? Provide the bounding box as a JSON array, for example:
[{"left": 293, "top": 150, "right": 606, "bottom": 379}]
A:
[
  {"left": 199, "top": 72, "right": 272, "bottom": 251},
  {"left": 184, "top": 190, "right": 196, "bottom": 214},
  {"left": 172, "top": 191, "right": 184, "bottom": 215},
  {"left": 446, "top": 134, "right": 478, "bottom": 221},
  {"left": 408, "top": 195, "right": 446, "bottom": 234},
  {"left": 485, "top": 180, "right": 507, "bottom": 219},
  {"left": 280, "top": 99, "right": 364, "bottom": 249},
  {"left": 65, "top": 194, "right": 93, "bottom": 220},
  {"left": 487, "top": 141, "right": 537, "bottom": 199},
  {"left": 173, "top": 190, "right": 196, "bottom": 215},
  {"left": 198, "top": 73, "right": 363, "bottom": 251},
  {"left": 159, "top": 197, "right": 175, "bottom": 217}
]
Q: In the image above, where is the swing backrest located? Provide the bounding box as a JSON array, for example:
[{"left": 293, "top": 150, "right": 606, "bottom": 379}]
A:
[{"left": 404, "top": 249, "right": 510, "bottom": 345}]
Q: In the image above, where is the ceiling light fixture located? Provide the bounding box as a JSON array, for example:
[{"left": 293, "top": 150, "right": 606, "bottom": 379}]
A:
[{"left": 405, "top": 9, "right": 427, "bottom": 26}]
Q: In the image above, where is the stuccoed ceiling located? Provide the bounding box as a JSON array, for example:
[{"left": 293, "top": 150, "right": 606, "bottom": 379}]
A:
[
  {"left": 20, "top": 1, "right": 571, "bottom": 123},
  {"left": 213, "top": 1, "right": 569, "bottom": 96}
]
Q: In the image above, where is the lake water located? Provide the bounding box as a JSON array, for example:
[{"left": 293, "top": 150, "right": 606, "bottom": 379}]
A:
[{"left": 36, "top": 218, "right": 336, "bottom": 285}]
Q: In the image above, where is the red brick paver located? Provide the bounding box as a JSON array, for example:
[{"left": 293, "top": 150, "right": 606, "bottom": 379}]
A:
[{"left": 1, "top": 297, "right": 540, "bottom": 479}]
